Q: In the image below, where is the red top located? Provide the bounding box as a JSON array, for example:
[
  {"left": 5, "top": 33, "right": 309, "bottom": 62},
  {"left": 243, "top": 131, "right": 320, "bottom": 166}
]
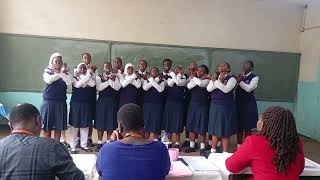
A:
[{"left": 226, "top": 135, "right": 305, "bottom": 180}]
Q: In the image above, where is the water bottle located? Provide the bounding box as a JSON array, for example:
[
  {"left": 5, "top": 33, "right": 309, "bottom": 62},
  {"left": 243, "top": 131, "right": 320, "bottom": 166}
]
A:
[{"left": 161, "top": 132, "right": 171, "bottom": 149}]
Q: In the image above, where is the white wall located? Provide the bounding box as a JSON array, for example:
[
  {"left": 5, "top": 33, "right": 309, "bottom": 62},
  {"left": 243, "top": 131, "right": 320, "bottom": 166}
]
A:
[
  {"left": 0, "top": 0, "right": 303, "bottom": 53},
  {"left": 299, "top": 0, "right": 320, "bottom": 81}
]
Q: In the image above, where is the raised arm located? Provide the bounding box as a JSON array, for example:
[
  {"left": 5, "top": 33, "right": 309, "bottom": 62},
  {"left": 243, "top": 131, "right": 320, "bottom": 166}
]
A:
[
  {"left": 86, "top": 76, "right": 96, "bottom": 87},
  {"left": 96, "top": 76, "right": 110, "bottom": 92},
  {"left": 215, "top": 77, "right": 237, "bottom": 93},
  {"left": 143, "top": 78, "right": 153, "bottom": 91},
  {"left": 187, "top": 79, "right": 197, "bottom": 90},
  {"left": 72, "top": 73, "right": 90, "bottom": 88},
  {"left": 239, "top": 76, "right": 259, "bottom": 92},
  {"left": 131, "top": 79, "right": 142, "bottom": 88},
  {"left": 207, "top": 80, "right": 218, "bottom": 92},
  {"left": 151, "top": 80, "right": 166, "bottom": 93},
  {"left": 59, "top": 73, "right": 72, "bottom": 86},
  {"left": 175, "top": 74, "right": 187, "bottom": 86},
  {"left": 110, "top": 77, "right": 121, "bottom": 91},
  {"left": 43, "top": 72, "right": 61, "bottom": 84}
]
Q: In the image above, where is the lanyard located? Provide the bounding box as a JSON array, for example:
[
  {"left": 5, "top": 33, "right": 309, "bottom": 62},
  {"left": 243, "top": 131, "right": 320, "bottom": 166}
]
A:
[
  {"left": 11, "top": 129, "right": 35, "bottom": 136},
  {"left": 124, "top": 132, "right": 144, "bottom": 139}
]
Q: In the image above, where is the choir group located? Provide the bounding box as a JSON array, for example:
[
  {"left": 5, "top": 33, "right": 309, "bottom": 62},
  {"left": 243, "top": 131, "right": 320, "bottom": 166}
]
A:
[{"left": 40, "top": 52, "right": 259, "bottom": 154}]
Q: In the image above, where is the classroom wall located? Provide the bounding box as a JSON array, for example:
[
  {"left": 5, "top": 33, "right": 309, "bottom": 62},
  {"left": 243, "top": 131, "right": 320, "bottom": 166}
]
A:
[
  {"left": 0, "top": 0, "right": 303, "bottom": 52},
  {"left": 296, "top": 1, "right": 320, "bottom": 140},
  {"left": 0, "top": 1, "right": 303, "bottom": 132}
]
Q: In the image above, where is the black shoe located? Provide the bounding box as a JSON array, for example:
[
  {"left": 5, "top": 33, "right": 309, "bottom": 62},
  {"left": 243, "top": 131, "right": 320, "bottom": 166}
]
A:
[
  {"left": 205, "top": 144, "right": 212, "bottom": 151},
  {"left": 181, "top": 141, "right": 190, "bottom": 148},
  {"left": 95, "top": 144, "right": 103, "bottom": 152},
  {"left": 168, "top": 143, "right": 173, "bottom": 149},
  {"left": 87, "top": 139, "right": 94, "bottom": 147},
  {"left": 70, "top": 148, "right": 77, "bottom": 154},
  {"left": 200, "top": 149, "right": 211, "bottom": 158},
  {"left": 61, "top": 142, "right": 70, "bottom": 148},
  {"left": 76, "top": 139, "right": 81, "bottom": 148},
  {"left": 194, "top": 142, "right": 200, "bottom": 149},
  {"left": 182, "top": 146, "right": 196, "bottom": 153},
  {"left": 81, "top": 146, "right": 93, "bottom": 152},
  {"left": 173, "top": 144, "right": 181, "bottom": 151}
]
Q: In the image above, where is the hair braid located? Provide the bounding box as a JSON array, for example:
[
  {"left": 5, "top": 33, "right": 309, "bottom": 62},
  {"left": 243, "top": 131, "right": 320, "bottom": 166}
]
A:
[{"left": 260, "top": 106, "right": 300, "bottom": 175}]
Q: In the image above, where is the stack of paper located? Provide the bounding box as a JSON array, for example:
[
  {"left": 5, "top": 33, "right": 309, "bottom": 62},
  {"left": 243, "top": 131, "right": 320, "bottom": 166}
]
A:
[
  {"left": 167, "top": 160, "right": 193, "bottom": 177},
  {"left": 182, "top": 156, "right": 220, "bottom": 171}
]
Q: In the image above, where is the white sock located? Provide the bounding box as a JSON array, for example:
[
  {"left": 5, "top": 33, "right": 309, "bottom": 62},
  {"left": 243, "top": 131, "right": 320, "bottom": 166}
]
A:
[
  {"left": 217, "top": 141, "right": 221, "bottom": 147},
  {"left": 211, "top": 148, "right": 216, "bottom": 153},
  {"left": 60, "top": 132, "right": 65, "bottom": 143},
  {"left": 98, "top": 141, "right": 103, "bottom": 144},
  {"left": 175, "top": 142, "right": 179, "bottom": 145},
  {"left": 106, "top": 140, "right": 110, "bottom": 143},
  {"left": 190, "top": 141, "right": 195, "bottom": 148},
  {"left": 237, "top": 144, "right": 241, "bottom": 149},
  {"left": 208, "top": 141, "right": 212, "bottom": 145},
  {"left": 154, "top": 139, "right": 159, "bottom": 141},
  {"left": 185, "top": 138, "right": 189, "bottom": 141},
  {"left": 200, "top": 143, "right": 205, "bottom": 149},
  {"left": 195, "top": 139, "right": 198, "bottom": 143}
]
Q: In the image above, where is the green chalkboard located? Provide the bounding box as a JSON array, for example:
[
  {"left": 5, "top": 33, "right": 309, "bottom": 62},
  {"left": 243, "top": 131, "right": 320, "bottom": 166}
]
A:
[
  {"left": 0, "top": 35, "right": 109, "bottom": 91},
  {"left": 111, "top": 43, "right": 209, "bottom": 71},
  {"left": 0, "top": 34, "right": 300, "bottom": 101},
  {"left": 211, "top": 49, "right": 300, "bottom": 101}
]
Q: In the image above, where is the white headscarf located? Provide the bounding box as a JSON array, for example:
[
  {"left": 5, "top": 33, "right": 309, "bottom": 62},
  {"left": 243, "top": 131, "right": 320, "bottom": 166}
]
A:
[
  {"left": 124, "top": 63, "right": 134, "bottom": 76},
  {"left": 77, "top": 63, "right": 86, "bottom": 72},
  {"left": 48, "top": 52, "right": 62, "bottom": 68}
]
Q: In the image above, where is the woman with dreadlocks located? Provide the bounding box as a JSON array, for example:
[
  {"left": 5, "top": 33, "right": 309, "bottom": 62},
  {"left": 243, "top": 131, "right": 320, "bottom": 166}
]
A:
[{"left": 225, "top": 106, "right": 305, "bottom": 180}]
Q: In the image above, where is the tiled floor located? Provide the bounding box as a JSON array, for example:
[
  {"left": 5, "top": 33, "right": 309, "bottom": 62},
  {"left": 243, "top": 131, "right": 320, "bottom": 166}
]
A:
[{"left": 1, "top": 125, "right": 320, "bottom": 164}]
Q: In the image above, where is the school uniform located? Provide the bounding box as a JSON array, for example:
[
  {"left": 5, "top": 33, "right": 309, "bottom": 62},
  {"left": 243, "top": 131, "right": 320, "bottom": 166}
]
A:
[
  {"left": 235, "top": 72, "right": 259, "bottom": 131},
  {"left": 95, "top": 73, "right": 121, "bottom": 131},
  {"left": 136, "top": 70, "right": 148, "bottom": 107},
  {"left": 119, "top": 73, "right": 142, "bottom": 108},
  {"left": 69, "top": 70, "right": 95, "bottom": 128},
  {"left": 69, "top": 67, "right": 96, "bottom": 149},
  {"left": 74, "top": 65, "right": 97, "bottom": 123},
  {"left": 143, "top": 77, "right": 166, "bottom": 133},
  {"left": 88, "top": 67, "right": 97, "bottom": 124},
  {"left": 40, "top": 63, "right": 71, "bottom": 131},
  {"left": 163, "top": 71, "right": 171, "bottom": 80},
  {"left": 162, "top": 71, "right": 171, "bottom": 129},
  {"left": 207, "top": 75, "right": 238, "bottom": 137},
  {"left": 186, "top": 77, "right": 210, "bottom": 134},
  {"left": 115, "top": 69, "right": 123, "bottom": 109},
  {"left": 163, "top": 72, "right": 186, "bottom": 133},
  {"left": 40, "top": 69, "right": 70, "bottom": 131},
  {"left": 183, "top": 74, "right": 192, "bottom": 129}
]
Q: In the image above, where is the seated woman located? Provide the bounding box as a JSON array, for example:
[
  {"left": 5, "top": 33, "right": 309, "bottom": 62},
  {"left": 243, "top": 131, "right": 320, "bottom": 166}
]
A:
[
  {"left": 96, "top": 103, "right": 171, "bottom": 180},
  {"left": 225, "top": 106, "right": 305, "bottom": 180}
]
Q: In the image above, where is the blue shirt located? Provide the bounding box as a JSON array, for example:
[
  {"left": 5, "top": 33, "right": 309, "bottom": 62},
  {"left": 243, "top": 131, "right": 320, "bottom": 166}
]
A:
[{"left": 96, "top": 141, "right": 171, "bottom": 180}]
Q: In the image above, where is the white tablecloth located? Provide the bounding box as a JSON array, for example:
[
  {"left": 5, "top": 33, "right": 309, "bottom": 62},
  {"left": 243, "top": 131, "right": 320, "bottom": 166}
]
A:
[
  {"left": 71, "top": 154, "right": 99, "bottom": 180},
  {"left": 167, "top": 156, "right": 226, "bottom": 180},
  {"left": 208, "top": 153, "right": 320, "bottom": 179},
  {"left": 71, "top": 154, "right": 320, "bottom": 180}
]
